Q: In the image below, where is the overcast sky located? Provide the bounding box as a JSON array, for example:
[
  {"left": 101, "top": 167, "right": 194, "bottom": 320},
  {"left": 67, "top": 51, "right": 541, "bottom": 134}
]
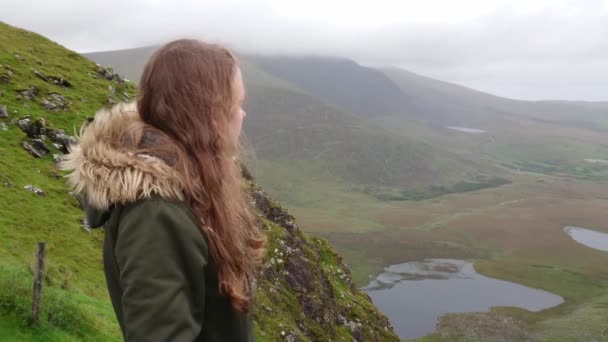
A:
[{"left": 2, "top": 0, "right": 607, "bottom": 101}]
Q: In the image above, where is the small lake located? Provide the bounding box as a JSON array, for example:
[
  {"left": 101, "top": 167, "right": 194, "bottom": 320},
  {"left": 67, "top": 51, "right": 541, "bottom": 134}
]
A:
[
  {"left": 564, "top": 226, "right": 608, "bottom": 252},
  {"left": 363, "top": 259, "right": 563, "bottom": 339},
  {"left": 447, "top": 126, "right": 487, "bottom": 134}
]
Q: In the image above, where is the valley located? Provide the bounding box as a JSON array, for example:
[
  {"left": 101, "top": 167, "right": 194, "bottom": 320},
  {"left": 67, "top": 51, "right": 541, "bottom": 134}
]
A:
[{"left": 41, "top": 36, "right": 608, "bottom": 340}]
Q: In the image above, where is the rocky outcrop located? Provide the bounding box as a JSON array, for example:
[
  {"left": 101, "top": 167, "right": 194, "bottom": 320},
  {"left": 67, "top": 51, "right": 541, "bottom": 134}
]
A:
[
  {"left": 0, "top": 105, "right": 7, "bottom": 118},
  {"left": 0, "top": 67, "right": 12, "bottom": 83},
  {"left": 95, "top": 64, "right": 124, "bottom": 83},
  {"left": 17, "top": 86, "right": 38, "bottom": 101},
  {"left": 22, "top": 139, "right": 49, "bottom": 158},
  {"left": 18, "top": 116, "right": 46, "bottom": 138},
  {"left": 42, "top": 94, "right": 68, "bottom": 111},
  {"left": 24, "top": 184, "right": 45, "bottom": 197},
  {"left": 248, "top": 183, "right": 397, "bottom": 341},
  {"left": 33, "top": 69, "right": 71, "bottom": 87},
  {"left": 17, "top": 116, "right": 77, "bottom": 154}
]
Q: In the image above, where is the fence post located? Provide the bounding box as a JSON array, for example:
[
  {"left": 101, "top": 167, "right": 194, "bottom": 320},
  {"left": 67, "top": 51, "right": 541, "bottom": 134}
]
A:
[{"left": 32, "top": 241, "right": 46, "bottom": 325}]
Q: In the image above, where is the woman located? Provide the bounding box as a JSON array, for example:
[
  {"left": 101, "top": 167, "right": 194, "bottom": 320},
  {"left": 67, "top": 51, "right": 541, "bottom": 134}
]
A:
[{"left": 61, "top": 39, "right": 267, "bottom": 341}]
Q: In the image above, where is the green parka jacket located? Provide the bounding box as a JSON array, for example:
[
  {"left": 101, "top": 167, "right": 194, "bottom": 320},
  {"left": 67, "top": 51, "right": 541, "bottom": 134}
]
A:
[{"left": 61, "top": 103, "right": 253, "bottom": 342}]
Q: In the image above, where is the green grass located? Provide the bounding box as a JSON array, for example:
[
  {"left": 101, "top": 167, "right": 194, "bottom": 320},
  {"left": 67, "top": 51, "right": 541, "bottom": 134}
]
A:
[
  {"left": 0, "top": 21, "right": 399, "bottom": 341},
  {"left": 0, "top": 20, "right": 135, "bottom": 340},
  {"left": 358, "top": 177, "right": 512, "bottom": 202},
  {"left": 0, "top": 264, "right": 120, "bottom": 341},
  {"left": 248, "top": 158, "right": 392, "bottom": 232}
]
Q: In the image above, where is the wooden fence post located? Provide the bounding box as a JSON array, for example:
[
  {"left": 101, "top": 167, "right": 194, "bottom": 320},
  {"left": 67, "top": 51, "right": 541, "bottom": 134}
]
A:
[{"left": 32, "top": 241, "right": 46, "bottom": 325}]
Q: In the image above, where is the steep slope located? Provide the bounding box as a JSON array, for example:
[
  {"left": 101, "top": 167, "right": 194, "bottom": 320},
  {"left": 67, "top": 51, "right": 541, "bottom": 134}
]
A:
[{"left": 0, "top": 21, "right": 398, "bottom": 341}]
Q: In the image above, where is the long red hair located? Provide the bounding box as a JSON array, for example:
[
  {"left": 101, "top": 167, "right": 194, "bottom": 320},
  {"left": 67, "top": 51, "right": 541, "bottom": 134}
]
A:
[{"left": 136, "top": 39, "right": 266, "bottom": 313}]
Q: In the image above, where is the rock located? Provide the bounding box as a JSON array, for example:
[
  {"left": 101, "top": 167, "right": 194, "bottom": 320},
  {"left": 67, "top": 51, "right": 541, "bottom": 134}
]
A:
[
  {"left": 0, "top": 105, "right": 7, "bottom": 118},
  {"left": 41, "top": 99, "right": 56, "bottom": 110},
  {"left": 284, "top": 332, "right": 299, "bottom": 342},
  {"left": 33, "top": 69, "right": 49, "bottom": 82},
  {"left": 335, "top": 314, "right": 348, "bottom": 325},
  {"left": 80, "top": 218, "right": 91, "bottom": 233},
  {"left": 3, "top": 181, "right": 14, "bottom": 187},
  {"left": 48, "top": 76, "right": 72, "bottom": 87},
  {"left": 24, "top": 184, "right": 45, "bottom": 197},
  {"left": 18, "top": 117, "right": 46, "bottom": 138},
  {"left": 47, "top": 128, "right": 77, "bottom": 153},
  {"left": 95, "top": 64, "right": 124, "bottom": 83},
  {"left": 251, "top": 189, "right": 300, "bottom": 234},
  {"left": 0, "top": 70, "right": 12, "bottom": 84},
  {"left": 23, "top": 139, "right": 50, "bottom": 158},
  {"left": 42, "top": 93, "right": 67, "bottom": 111},
  {"left": 0, "top": 122, "right": 7, "bottom": 131},
  {"left": 18, "top": 86, "right": 38, "bottom": 101},
  {"left": 285, "top": 253, "right": 311, "bottom": 293},
  {"left": 241, "top": 163, "right": 254, "bottom": 180},
  {"left": 14, "top": 54, "right": 24, "bottom": 61},
  {"left": 346, "top": 322, "right": 364, "bottom": 342},
  {"left": 17, "top": 117, "right": 32, "bottom": 135}
]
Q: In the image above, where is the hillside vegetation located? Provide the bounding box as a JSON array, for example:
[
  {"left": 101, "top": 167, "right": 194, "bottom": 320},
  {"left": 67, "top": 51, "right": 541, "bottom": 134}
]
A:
[{"left": 0, "top": 21, "right": 398, "bottom": 341}]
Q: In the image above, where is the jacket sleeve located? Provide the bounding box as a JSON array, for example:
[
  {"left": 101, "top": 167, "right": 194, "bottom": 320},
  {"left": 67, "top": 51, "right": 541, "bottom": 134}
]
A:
[{"left": 115, "top": 200, "right": 208, "bottom": 342}]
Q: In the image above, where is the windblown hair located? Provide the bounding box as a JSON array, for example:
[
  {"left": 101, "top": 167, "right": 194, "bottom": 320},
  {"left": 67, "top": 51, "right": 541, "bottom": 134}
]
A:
[{"left": 135, "top": 39, "right": 266, "bottom": 313}]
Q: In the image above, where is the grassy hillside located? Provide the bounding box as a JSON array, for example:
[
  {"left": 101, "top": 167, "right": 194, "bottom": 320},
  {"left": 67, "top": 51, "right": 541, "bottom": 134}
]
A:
[
  {"left": 0, "top": 21, "right": 399, "bottom": 341},
  {"left": 379, "top": 67, "right": 608, "bottom": 182}
]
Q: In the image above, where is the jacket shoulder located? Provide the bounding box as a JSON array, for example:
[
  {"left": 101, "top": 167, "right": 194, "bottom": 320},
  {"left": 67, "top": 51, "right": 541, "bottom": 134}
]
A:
[{"left": 113, "top": 197, "right": 208, "bottom": 254}]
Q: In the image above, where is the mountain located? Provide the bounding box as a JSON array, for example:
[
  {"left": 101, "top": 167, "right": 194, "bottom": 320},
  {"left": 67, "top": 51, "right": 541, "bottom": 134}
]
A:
[
  {"left": 380, "top": 67, "right": 608, "bottom": 179},
  {"left": 0, "top": 21, "right": 398, "bottom": 341},
  {"left": 251, "top": 56, "right": 410, "bottom": 118},
  {"left": 85, "top": 48, "right": 491, "bottom": 191},
  {"left": 382, "top": 67, "right": 608, "bottom": 130}
]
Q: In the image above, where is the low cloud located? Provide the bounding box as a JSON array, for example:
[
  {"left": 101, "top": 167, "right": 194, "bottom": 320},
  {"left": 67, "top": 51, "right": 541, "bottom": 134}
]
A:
[{"left": 1, "top": 0, "right": 606, "bottom": 100}]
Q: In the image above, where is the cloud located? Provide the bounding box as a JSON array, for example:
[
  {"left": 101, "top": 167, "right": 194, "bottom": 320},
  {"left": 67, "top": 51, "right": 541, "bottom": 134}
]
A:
[{"left": 1, "top": 0, "right": 606, "bottom": 100}]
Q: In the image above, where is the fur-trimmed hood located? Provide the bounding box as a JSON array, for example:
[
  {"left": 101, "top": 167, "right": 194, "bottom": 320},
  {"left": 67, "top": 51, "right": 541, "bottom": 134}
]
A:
[{"left": 61, "top": 102, "right": 185, "bottom": 212}]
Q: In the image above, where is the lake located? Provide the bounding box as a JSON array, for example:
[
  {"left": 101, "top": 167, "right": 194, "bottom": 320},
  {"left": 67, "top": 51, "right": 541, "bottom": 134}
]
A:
[
  {"left": 363, "top": 259, "right": 563, "bottom": 339},
  {"left": 447, "top": 126, "right": 487, "bottom": 134},
  {"left": 564, "top": 226, "right": 608, "bottom": 252}
]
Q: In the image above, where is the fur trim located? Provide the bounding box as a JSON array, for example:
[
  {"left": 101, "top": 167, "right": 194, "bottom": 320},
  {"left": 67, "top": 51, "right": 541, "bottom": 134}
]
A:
[{"left": 60, "top": 102, "right": 184, "bottom": 210}]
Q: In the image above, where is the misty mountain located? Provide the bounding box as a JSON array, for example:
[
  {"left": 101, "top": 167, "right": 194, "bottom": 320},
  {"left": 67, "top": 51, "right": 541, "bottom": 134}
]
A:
[
  {"left": 85, "top": 48, "right": 487, "bottom": 190},
  {"left": 382, "top": 67, "right": 608, "bottom": 131},
  {"left": 251, "top": 56, "right": 410, "bottom": 118}
]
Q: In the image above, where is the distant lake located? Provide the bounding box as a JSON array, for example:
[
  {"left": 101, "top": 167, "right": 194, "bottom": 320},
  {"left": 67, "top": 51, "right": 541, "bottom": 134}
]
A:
[
  {"left": 363, "top": 259, "right": 563, "bottom": 339},
  {"left": 447, "top": 126, "right": 487, "bottom": 134},
  {"left": 564, "top": 226, "right": 608, "bottom": 252}
]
